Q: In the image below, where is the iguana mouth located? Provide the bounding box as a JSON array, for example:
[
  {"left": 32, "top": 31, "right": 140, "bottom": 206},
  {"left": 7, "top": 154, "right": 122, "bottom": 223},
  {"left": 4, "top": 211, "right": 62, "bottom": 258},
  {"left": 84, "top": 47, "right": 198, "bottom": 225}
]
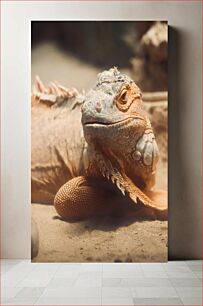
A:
[{"left": 84, "top": 116, "right": 144, "bottom": 127}]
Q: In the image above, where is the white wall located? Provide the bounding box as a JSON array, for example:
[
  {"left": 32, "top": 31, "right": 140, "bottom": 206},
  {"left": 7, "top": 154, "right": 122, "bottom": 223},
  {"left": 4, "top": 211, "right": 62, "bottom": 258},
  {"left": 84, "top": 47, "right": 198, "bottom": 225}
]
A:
[{"left": 1, "top": 1, "right": 202, "bottom": 259}]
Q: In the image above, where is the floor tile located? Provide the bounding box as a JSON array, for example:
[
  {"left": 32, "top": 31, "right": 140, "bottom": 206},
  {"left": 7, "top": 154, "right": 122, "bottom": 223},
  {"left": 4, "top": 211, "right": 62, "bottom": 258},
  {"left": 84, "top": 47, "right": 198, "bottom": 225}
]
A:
[
  {"left": 35, "top": 297, "right": 101, "bottom": 305},
  {"left": 2, "top": 287, "right": 22, "bottom": 299},
  {"left": 102, "top": 287, "right": 132, "bottom": 298},
  {"left": 180, "top": 296, "right": 202, "bottom": 305},
  {"left": 75, "top": 277, "right": 102, "bottom": 287},
  {"left": 123, "top": 277, "right": 172, "bottom": 287},
  {"left": 140, "top": 263, "right": 165, "bottom": 272},
  {"left": 193, "top": 271, "right": 202, "bottom": 279},
  {"left": 41, "top": 286, "right": 101, "bottom": 298},
  {"left": 0, "top": 259, "right": 24, "bottom": 265},
  {"left": 103, "top": 270, "right": 144, "bottom": 278},
  {"left": 102, "top": 297, "right": 134, "bottom": 305},
  {"left": 74, "top": 271, "right": 102, "bottom": 287},
  {"left": 132, "top": 286, "right": 178, "bottom": 298},
  {"left": 2, "top": 296, "right": 39, "bottom": 305},
  {"left": 1, "top": 299, "right": 10, "bottom": 305},
  {"left": 186, "top": 260, "right": 202, "bottom": 266},
  {"left": 32, "top": 263, "right": 59, "bottom": 272},
  {"left": 56, "top": 264, "right": 82, "bottom": 272},
  {"left": 189, "top": 264, "right": 202, "bottom": 272},
  {"left": 164, "top": 265, "right": 192, "bottom": 273},
  {"left": 15, "top": 287, "right": 45, "bottom": 298},
  {"left": 81, "top": 263, "right": 102, "bottom": 272},
  {"left": 102, "top": 278, "right": 122, "bottom": 287},
  {"left": 78, "top": 271, "right": 102, "bottom": 278},
  {"left": 143, "top": 271, "right": 168, "bottom": 278},
  {"left": 170, "top": 277, "right": 202, "bottom": 287},
  {"left": 162, "top": 261, "right": 187, "bottom": 266},
  {"left": 133, "top": 297, "right": 183, "bottom": 305},
  {"left": 17, "top": 271, "right": 56, "bottom": 287},
  {"left": 1, "top": 265, "right": 15, "bottom": 274},
  {"left": 2, "top": 262, "right": 36, "bottom": 287},
  {"left": 54, "top": 270, "right": 80, "bottom": 278},
  {"left": 166, "top": 271, "right": 197, "bottom": 278},
  {"left": 103, "top": 263, "right": 142, "bottom": 273},
  {"left": 175, "top": 287, "right": 202, "bottom": 298},
  {"left": 47, "top": 277, "right": 76, "bottom": 288},
  {"left": 1, "top": 259, "right": 202, "bottom": 306}
]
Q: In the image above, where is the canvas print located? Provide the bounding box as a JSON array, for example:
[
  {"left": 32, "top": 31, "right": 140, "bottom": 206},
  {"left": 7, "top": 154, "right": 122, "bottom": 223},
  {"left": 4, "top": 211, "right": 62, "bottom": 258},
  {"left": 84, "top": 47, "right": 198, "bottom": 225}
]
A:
[{"left": 31, "top": 21, "right": 168, "bottom": 262}]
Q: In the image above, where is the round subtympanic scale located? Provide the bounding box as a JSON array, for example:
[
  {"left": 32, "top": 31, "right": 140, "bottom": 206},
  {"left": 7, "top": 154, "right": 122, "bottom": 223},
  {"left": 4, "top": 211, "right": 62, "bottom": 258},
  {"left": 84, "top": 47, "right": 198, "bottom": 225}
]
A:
[
  {"left": 136, "top": 134, "right": 147, "bottom": 153},
  {"left": 152, "top": 140, "right": 159, "bottom": 169},
  {"left": 143, "top": 142, "right": 153, "bottom": 166},
  {"left": 153, "top": 141, "right": 159, "bottom": 160}
]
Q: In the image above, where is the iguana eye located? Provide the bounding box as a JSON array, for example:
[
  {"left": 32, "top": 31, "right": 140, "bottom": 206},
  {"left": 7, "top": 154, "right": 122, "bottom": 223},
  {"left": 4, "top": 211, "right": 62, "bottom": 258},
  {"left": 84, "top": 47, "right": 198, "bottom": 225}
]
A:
[
  {"left": 116, "top": 83, "right": 140, "bottom": 112},
  {"left": 120, "top": 90, "right": 128, "bottom": 103}
]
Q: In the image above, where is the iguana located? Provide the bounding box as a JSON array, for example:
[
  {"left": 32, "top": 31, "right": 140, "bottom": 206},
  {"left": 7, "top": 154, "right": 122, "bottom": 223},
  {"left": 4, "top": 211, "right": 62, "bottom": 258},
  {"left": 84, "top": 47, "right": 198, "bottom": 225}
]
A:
[{"left": 32, "top": 67, "right": 167, "bottom": 221}]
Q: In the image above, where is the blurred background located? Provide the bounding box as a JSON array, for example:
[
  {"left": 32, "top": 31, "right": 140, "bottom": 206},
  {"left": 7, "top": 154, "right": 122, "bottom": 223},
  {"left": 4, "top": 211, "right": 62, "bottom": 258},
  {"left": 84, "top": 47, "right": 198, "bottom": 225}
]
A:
[
  {"left": 31, "top": 21, "right": 167, "bottom": 92},
  {"left": 31, "top": 21, "right": 168, "bottom": 190}
]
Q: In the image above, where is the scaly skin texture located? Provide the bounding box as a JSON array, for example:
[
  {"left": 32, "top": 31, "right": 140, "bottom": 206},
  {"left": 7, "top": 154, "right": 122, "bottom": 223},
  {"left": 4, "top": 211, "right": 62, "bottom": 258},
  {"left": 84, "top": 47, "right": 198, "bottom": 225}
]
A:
[
  {"left": 32, "top": 68, "right": 167, "bottom": 220},
  {"left": 31, "top": 80, "right": 85, "bottom": 203}
]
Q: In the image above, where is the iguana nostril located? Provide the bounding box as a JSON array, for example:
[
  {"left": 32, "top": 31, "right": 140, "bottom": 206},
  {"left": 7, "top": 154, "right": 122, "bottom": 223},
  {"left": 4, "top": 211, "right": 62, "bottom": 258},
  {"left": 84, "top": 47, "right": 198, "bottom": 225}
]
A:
[{"left": 95, "top": 102, "right": 102, "bottom": 113}]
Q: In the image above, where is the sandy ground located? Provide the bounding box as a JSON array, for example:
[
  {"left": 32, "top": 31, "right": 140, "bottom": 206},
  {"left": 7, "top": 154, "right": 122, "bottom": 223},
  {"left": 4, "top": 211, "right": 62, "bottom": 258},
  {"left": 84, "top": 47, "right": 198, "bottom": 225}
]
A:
[
  {"left": 32, "top": 204, "right": 167, "bottom": 263},
  {"left": 32, "top": 43, "right": 168, "bottom": 262}
]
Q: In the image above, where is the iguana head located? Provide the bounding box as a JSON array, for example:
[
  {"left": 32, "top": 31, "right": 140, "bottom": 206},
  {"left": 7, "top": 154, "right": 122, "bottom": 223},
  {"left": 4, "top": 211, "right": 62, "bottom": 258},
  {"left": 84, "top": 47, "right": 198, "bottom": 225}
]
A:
[
  {"left": 81, "top": 68, "right": 159, "bottom": 190},
  {"left": 82, "top": 67, "right": 145, "bottom": 126}
]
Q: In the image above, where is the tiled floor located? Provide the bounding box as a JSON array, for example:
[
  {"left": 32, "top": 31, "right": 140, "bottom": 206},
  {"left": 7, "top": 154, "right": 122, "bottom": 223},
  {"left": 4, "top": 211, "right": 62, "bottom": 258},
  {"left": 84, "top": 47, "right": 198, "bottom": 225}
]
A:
[{"left": 1, "top": 260, "right": 202, "bottom": 305}]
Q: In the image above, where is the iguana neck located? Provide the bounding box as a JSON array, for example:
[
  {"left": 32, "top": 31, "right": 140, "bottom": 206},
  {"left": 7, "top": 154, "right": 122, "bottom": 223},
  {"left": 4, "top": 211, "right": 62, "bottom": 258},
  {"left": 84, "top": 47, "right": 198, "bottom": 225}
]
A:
[
  {"left": 82, "top": 143, "right": 156, "bottom": 207},
  {"left": 83, "top": 144, "right": 135, "bottom": 196}
]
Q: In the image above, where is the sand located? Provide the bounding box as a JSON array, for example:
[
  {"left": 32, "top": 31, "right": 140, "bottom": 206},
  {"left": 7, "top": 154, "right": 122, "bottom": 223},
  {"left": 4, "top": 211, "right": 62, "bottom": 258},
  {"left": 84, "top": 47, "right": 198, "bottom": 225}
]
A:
[{"left": 32, "top": 204, "right": 167, "bottom": 262}]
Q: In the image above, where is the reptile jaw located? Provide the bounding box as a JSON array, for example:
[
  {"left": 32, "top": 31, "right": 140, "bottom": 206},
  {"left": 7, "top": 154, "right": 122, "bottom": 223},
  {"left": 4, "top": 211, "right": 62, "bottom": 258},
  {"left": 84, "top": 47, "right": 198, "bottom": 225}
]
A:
[{"left": 83, "top": 116, "right": 144, "bottom": 127}]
